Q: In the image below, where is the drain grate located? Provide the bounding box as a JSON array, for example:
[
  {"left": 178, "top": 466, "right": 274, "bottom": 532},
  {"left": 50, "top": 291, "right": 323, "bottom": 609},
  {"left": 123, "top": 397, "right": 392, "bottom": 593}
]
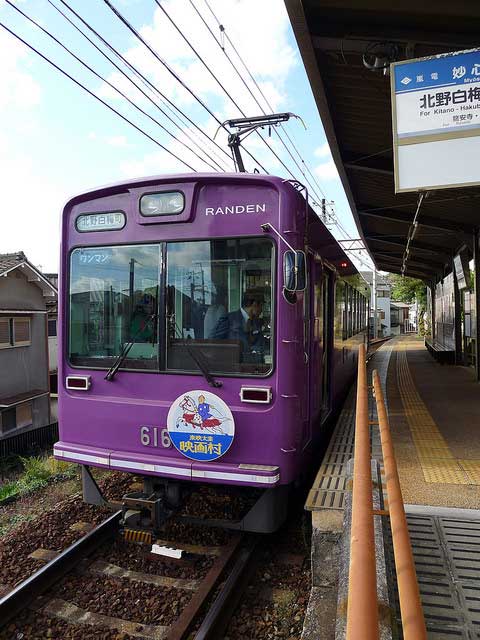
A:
[
  {"left": 406, "top": 512, "right": 480, "bottom": 638},
  {"left": 305, "top": 347, "right": 390, "bottom": 512}
]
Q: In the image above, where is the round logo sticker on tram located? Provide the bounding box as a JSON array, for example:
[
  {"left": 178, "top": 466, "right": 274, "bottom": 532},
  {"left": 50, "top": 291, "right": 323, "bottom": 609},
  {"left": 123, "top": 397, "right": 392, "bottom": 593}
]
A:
[{"left": 167, "top": 390, "right": 235, "bottom": 462}]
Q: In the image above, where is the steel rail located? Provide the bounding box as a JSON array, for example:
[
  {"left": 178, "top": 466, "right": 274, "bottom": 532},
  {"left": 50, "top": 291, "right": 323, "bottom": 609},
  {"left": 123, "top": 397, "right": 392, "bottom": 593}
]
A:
[
  {"left": 0, "top": 511, "right": 121, "bottom": 627},
  {"left": 193, "top": 537, "right": 258, "bottom": 640},
  {"left": 346, "top": 343, "right": 380, "bottom": 640},
  {"left": 166, "top": 533, "right": 245, "bottom": 640},
  {"left": 373, "top": 370, "right": 427, "bottom": 640}
]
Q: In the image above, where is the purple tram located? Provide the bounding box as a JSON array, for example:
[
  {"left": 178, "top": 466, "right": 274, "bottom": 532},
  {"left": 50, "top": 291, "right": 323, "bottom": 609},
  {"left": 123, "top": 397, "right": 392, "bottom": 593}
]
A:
[{"left": 54, "top": 173, "right": 369, "bottom": 533}]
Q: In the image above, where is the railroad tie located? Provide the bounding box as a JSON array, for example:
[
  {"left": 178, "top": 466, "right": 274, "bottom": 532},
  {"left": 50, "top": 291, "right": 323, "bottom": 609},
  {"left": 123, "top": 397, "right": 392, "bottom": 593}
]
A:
[{"left": 32, "top": 597, "right": 168, "bottom": 640}]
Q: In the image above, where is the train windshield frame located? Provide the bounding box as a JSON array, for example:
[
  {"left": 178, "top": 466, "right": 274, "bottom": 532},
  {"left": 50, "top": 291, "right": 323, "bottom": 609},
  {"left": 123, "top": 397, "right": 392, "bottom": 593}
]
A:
[{"left": 68, "top": 237, "right": 275, "bottom": 377}]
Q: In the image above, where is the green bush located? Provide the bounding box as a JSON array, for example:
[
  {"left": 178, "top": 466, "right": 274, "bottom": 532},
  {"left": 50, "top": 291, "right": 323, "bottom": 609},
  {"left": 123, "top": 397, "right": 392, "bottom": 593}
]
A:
[
  {"left": 0, "top": 482, "right": 19, "bottom": 502},
  {"left": 20, "top": 456, "right": 52, "bottom": 483},
  {"left": 17, "top": 476, "right": 49, "bottom": 495},
  {"left": 0, "top": 455, "right": 77, "bottom": 504}
]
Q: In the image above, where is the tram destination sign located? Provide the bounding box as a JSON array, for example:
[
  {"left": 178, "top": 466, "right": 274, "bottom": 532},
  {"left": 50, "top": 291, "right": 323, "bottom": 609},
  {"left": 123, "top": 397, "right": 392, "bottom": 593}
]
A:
[{"left": 391, "top": 48, "right": 480, "bottom": 193}]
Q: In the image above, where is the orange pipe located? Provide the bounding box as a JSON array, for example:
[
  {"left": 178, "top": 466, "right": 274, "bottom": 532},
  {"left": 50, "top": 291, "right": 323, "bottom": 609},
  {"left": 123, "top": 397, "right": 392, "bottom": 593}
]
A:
[
  {"left": 346, "top": 343, "right": 379, "bottom": 640},
  {"left": 373, "top": 370, "right": 427, "bottom": 640}
]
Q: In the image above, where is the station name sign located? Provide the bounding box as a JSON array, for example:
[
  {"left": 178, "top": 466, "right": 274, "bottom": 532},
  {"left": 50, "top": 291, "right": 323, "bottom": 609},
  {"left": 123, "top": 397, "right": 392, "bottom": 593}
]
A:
[{"left": 391, "top": 48, "right": 480, "bottom": 193}]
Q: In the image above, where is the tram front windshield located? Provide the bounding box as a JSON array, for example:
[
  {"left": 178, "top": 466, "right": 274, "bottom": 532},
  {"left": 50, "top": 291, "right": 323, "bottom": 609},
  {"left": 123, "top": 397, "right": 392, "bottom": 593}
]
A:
[{"left": 68, "top": 237, "right": 273, "bottom": 376}]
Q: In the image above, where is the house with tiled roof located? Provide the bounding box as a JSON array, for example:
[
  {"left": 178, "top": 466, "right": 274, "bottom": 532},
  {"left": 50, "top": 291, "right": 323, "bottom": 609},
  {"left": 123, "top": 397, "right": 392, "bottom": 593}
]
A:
[{"left": 0, "top": 252, "right": 57, "bottom": 437}]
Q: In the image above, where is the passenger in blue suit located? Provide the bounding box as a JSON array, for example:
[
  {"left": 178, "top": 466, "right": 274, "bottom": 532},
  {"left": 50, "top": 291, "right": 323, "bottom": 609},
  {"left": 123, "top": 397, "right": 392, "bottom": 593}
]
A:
[{"left": 208, "top": 289, "right": 265, "bottom": 363}]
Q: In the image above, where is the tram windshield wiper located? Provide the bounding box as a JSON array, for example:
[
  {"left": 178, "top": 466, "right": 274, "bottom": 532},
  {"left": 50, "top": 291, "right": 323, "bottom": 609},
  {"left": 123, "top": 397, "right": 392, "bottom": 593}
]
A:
[
  {"left": 173, "top": 322, "right": 221, "bottom": 388},
  {"left": 183, "top": 339, "right": 222, "bottom": 388},
  {"left": 105, "top": 313, "right": 157, "bottom": 381}
]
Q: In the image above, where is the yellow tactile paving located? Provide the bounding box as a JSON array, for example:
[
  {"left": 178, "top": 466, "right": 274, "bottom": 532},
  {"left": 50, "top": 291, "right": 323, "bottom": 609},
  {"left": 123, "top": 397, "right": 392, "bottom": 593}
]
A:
[
  {"left": 413, "top": 446, "right": 453, "bottom": 461},
  {"left": 396, "top": 343, "right": 480, "bottom": 485},
  {"left": 421, "top": 461, "right": 470, "bottom": 484},
  {"left": 459, "top": 460, "right": 480, "bottom": 484}
]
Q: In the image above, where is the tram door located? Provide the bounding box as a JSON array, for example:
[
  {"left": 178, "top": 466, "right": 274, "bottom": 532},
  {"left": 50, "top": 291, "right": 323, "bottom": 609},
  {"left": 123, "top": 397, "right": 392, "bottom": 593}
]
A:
[
  {"left": 307, "top": 259, "right": 332, "bottom": 437},
  {"left": 321, "top": 269, "right": 332, "bottom": 420}
]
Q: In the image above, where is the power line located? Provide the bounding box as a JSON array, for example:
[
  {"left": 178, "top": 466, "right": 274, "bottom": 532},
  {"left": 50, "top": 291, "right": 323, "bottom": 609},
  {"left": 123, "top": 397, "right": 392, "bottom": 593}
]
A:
[
  {"left": 102, "top": 0, "right": 268, "bottom": 174},
  {"left": 5, "top": 0, "right": 223, "bottom": 172},
  {"left": 153, "top": 0, "right": 297, "bottom": 180},
  {"left": 195, "top": 0, "right": 337, "bottom": 217},
  {"left": 0, "top": 20, "right": 197, "bottom": 171},
  {"left": 200, "top": 0, "right": 338, "bottom": 217},
  {"left": 47, "top": 0, "right": 227, "bottom": 171},
  {"left": 55, "top": 0, "right": 233, "bottom": 171},
  {"left": 190, "top": 0, "right": 314, "bottom": 188},
  {"left": 199, "top": 0, "right": 373, "bottom": 266}
]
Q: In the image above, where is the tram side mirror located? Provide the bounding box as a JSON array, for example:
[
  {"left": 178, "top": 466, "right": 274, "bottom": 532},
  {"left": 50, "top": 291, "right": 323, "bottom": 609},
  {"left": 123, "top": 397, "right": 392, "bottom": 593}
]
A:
[{"left": 284, "top": 250, "right": 306, "bottom": 292}]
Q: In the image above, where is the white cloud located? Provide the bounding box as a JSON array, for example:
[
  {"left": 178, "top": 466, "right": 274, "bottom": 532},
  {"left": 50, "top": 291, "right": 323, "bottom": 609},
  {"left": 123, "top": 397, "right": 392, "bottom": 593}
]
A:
[
  {"left": 314, "top": 142, "right": 332, "bottom": 159},
  {"left": 0, "top": 132, "right": 66, "bottom": 272},
  {"left": 0, "top": 30, "right": 41, "bottom": 110},
  {"left": 314, "top": 159, "right": 338, "bottom": 181},
  {"left": 104, "top": 0, "right": 300, "bottom": 179},
  {"left": 0, "top": 31, "right": 61, "bottom": 270},
  {"left": 106, "top": 135, "right": 129, "bottom": 148},
  {"left": 99, "top": 0, "right": 297, "bottom": 130}
]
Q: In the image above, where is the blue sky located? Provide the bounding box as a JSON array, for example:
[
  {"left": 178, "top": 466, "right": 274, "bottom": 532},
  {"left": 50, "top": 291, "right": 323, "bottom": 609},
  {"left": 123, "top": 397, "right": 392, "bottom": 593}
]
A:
[{"left": 0, "top": 0, "right": 367, "bottom": 272}]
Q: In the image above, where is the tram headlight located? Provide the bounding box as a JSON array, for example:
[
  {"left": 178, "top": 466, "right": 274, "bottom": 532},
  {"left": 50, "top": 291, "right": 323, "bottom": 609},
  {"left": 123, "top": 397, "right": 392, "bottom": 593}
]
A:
[{"left": 140, "top": 191, "right": 185, "bottom": 216}]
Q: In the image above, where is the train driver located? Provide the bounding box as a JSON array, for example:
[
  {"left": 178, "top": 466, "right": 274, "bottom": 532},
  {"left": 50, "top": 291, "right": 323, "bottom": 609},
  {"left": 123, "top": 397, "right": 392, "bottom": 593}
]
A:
[{"left": 208, "top": 289, "right": 266, "bottom": 363}]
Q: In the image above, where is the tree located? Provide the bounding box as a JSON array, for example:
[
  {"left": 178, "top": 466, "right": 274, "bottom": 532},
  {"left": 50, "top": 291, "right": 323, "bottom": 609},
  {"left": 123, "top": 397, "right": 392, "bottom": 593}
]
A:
[
  {"left": 388, "top": 274, "right": 428, "bottom": 335},
  {"left": 388, "top": 274, "right": 426, "bottom": 307}
]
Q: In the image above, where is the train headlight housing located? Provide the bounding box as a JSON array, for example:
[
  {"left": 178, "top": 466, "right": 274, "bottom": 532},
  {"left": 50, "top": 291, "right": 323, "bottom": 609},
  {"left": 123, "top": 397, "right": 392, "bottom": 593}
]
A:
[{"left": 140, "top": 191, "right": 185, "bottom": 216}]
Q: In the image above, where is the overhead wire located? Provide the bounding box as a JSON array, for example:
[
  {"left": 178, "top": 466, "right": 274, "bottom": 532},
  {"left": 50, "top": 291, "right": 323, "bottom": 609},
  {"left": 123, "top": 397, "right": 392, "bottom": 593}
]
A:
[
  {"left": 55, "top": 0, "right": 233, "bottom": 171},
  {"left": 7, "top": 0, "right": 372, "bottom": 269},
  {"left": 195, "top": 0, "right": 372, "bottom": 268},
  {"left": 197, "top": 1, "right": 374, "bottom": 268},
  {"left": 5, "top": 0, "right": 222, "bottom": 172},
  {"left": 0, "top": 20, "right": 197, "bottom": 171},
  {"left": 102, "top": 0, "right": 268, "bottom": 173},
  {"left": 199, "top": 0, "right": 337, "bottom": 217},
  {"left": 46, "top": 0, "right": 227, "bottom": 171},
  {"left": 152, "top": 0, "right": 299, "bottom": 181},
  {"left": 190, "top": 0, "right": 319, "bottom": 193}
]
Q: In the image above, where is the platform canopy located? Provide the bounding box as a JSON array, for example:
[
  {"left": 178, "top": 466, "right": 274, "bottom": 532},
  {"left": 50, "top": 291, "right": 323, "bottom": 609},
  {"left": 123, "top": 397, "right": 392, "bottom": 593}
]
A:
[{"left": 285, "top": 1, "right": 480, "bottom": 282}]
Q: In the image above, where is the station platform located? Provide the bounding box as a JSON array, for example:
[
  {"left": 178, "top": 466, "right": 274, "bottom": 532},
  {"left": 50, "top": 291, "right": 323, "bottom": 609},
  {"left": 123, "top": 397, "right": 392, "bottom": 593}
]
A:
[
  {"left": 387, "top": 335, "right": 480, "bottom": 507},
  {"left": 304, "top": 335, "right": 480, "bottom": 640}
]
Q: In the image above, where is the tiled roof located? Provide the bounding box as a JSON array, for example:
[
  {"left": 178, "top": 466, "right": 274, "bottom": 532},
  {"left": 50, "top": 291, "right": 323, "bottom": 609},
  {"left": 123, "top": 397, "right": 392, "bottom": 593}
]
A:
[
  {"left": 0, "top": 252, "right": 57, "bottom": 297},
  {"left": 0, "top": 252, "right": 27, "bottom": 275}
]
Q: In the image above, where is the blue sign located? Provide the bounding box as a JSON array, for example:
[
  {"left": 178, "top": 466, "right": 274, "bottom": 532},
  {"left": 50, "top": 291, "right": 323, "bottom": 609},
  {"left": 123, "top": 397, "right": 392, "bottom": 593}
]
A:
[
  {"left": 167, "top": 390, "right": 235, "bottom": 461},
  {"left": 394, "top": 49, "right": 480, "bottom": 94},
  {"left": 392, "top": 49, "right": 480, "bottom": 140}
]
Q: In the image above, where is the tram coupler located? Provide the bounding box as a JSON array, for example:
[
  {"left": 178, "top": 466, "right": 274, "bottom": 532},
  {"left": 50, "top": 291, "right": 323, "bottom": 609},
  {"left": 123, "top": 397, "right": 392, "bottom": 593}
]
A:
[{"left": 120, "top": 478, "right": 181, "bottom": 544}]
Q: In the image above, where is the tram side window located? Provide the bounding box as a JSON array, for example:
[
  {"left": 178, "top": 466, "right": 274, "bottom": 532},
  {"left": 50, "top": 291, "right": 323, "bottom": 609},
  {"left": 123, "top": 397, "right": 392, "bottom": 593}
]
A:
[
  {"left": 335, "top": 281, "right": 345, "bottom": 342},
  {"left": 347, "top": 285, "right": 353, "bottom": 339},
  {"left": 69, "top": 245, "right": 160, "bottom": 370},
  {"left": 353, "top": 290, "right": 357, "bottom": 334}
]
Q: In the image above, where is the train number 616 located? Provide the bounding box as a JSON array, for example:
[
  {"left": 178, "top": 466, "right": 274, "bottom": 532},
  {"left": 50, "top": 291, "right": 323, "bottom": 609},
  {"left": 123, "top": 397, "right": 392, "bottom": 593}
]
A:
[{"left": 140, "top": 426, "right": 171, "bottom": 448}]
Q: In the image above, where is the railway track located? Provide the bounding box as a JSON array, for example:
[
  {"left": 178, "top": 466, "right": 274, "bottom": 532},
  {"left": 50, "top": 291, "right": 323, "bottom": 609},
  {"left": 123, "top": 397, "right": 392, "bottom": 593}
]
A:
[{"left": 0, "top": 514, "right": 258, "bottom": 640}]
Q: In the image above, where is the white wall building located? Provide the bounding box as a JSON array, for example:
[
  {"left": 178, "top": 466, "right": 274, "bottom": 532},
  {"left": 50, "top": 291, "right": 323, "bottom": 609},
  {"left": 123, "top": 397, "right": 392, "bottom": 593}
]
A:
[{"left": 361, "top": 271, "right": 392, "bottom": 338}]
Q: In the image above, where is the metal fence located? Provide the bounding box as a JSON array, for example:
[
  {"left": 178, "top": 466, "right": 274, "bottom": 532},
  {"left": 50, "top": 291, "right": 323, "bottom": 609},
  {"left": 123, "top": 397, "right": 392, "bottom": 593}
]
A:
[
  {"left": 0, "top": 422, "right": 59, "bottom": 459},
  {"left": 346, "top": 346, "right": 426, "bottom": 640}
]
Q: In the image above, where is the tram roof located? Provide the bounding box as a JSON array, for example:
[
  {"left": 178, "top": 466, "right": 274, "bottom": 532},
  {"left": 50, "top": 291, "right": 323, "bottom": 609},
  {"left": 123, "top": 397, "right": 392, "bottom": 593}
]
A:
[
  {"left": 62, "top": 172, "right": 359, "bottom": 277},
  {"left": 285, "top": 0, "right": 480, "bottom": 282}
]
